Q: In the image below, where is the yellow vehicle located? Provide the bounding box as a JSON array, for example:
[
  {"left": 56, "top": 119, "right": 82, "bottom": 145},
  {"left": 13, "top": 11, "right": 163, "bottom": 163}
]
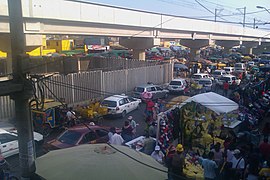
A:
[
  {"left": 189, "top": 62, "right": 202, "bottom": 69},
  {"left": 209, "top": 63, "right": 226, "bottom": 70}
]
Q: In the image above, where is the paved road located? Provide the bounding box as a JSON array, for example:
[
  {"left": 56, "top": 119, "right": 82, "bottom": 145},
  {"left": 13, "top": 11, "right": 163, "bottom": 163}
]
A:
[{"left": 7, "top": 89, "right": 231, "bottom": 178}]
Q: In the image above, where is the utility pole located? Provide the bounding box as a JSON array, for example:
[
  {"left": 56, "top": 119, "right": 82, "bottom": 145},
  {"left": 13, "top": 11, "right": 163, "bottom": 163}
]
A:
[
  {"left": 7, "top": 0, "right": 36, "bottom": 179},
  {"left": 215, "top": 8, "right": 217, "bottom": 22},
  {"left": 253, "top": 18, "right": 256, "bottom": 29},
  {"left": 243, "top": 7, "right": 246, "bottom": 28}
]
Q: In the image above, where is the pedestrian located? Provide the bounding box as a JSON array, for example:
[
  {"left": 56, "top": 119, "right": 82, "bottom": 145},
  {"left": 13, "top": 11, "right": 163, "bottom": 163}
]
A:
[
  {"left": 151, "top": 145, "right": 164, "bottom": 164},
  {"left": 171, "top": 144, "right": 185, "bottom": 180},
  {"left": 149, "top": 122, "right": 157, "bottom": 138},
  {"left": 231, "top": 149, "right": 245, "bottom": 180},
  {"left": 128, "top": 116, "right": 138, "bottom": 136},
  {"left": 165, "top": 145, "right": 176, "bottom": 180},
  {"left": 142, "top": 131, "right": 155, "bottom": 155},
  {"left": 108, "top": 127, "right": 115, "bottom": 144},
  {"left": 121, "top": 120, "right": 133, "bottom": 142},
  {"left": 223, "top": 81, "right": 229, "bottom": 97},
  {"left": 199, "top": 151, "right": 218, "bottom": 180},
  {"left": 66, "top": 107, "right": 76, "bottom": 127},
  {"left": 110, "top": 129, "right": 124, "bottom": 146},
  {"left": 259, "top": 137, "right": 270, "bottom": 161},
  {"left": 211, "top": 142, "right": 223, "bottom": 166}
]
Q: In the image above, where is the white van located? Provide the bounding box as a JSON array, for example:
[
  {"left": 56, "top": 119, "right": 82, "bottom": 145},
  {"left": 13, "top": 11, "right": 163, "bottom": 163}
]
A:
[
  {"left": 167, "top": 78, "right": 188, "bottom": 93},
  {"left": 191, "top": 73, "right": 210, "bottom": 82},
  {"left": 234, "top": 63, "right": 246, "bottom": 72},
  {"left": 224, "top": 67, "right": 234, "bottom": 74}
]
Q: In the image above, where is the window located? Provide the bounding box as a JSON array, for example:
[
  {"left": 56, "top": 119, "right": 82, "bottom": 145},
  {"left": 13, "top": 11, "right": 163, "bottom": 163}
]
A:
[
  {"left": 80, "top": 132, "right": 97, "bottom": 144},
  {"left": 156, "top": 86, "right": 162, "bottom": 91},
  {"left": 135, "top": 87, "right": 145, "bottom": 93},
  {"left": 119, "top": 99, "right": 126, "bottom": 106},
  {"left": 0, "top": 134, "right": 17, "bottom": 144},
  {"left": 128, "top": 97, "right": 135, "bottom": 102},
  {"left": 123, "top": 98, "right": 129, "bottom": 104},
  {"left": 146, "top": 87, "right": 152, "bottom": 92},
  {"left": 57, "top": 130, "right": 81, "bottom": 145},
  {"left": 150, "top": 87, "right": 156, "bottom": 92},
  {"left": 101, "top": 100, "right": 117, "bottom": 107},
  {"left": 95, "top": 129, "right": 108, "bottom": 137}
]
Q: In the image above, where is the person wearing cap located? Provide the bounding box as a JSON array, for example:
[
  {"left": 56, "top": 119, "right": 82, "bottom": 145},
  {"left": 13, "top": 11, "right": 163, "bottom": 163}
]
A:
[
  {"left": 171, "top": 144, "right": 185, "bottom": 180},
  {"left": 151, "top": 145, "right": 164, "bottom": 164},
  {"left": 231, "top": 149, "right": 245, "bottom": 180},
  {"left": 128, "top": 116, "right": 137, "bottom": 136}
]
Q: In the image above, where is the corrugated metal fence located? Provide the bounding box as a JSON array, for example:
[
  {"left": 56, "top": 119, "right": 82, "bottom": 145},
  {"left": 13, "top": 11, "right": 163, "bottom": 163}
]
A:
[
  {"left": 44, "top": 63, "right": 173, "bottom": 105},
  {"left": 0, "top": 96, "right": 15, "bottom": 121},
  {"left": 1, "top": 63, "right": 173, "bottom": 121}
]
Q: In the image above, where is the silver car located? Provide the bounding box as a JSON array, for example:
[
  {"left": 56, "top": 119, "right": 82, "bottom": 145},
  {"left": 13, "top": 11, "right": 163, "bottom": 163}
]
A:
[{"left": 133, "top": 84, "right": 169, "bottom": 100}]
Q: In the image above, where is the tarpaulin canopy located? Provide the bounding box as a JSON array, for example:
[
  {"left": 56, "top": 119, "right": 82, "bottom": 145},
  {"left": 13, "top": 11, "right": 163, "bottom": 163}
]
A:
[
  {"left": 36, "top": 144, "right": 167, "bottom": 180},
  {"left": 182, "top": 92, "right": 239, "bottom": 115}
]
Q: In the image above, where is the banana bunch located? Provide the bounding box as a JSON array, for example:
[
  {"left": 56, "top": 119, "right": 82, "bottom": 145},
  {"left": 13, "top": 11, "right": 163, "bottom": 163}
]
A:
[{"left": 184, "top": 160, "right": 204, "bottom": 180}]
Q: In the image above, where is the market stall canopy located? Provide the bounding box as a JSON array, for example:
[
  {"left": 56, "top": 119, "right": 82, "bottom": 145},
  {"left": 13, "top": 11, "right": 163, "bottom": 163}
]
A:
[
  {"left": 174, "top": 63, "right": 188, "bottom": 70},
  {"left": 182, "top": 92, "right": 238, "bottom": 114},
  {"left": 36, "top": 144, "right": 167, "bottom": 180}
]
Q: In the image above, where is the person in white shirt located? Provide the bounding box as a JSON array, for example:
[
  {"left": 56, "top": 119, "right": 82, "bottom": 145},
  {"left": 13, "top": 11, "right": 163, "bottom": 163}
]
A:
[
  {"left": 110, "top": 131, "right": 124, "bottom": 146},
  {"left": 151, "top": 145, "right": 164, "bottom": 164},
  {"left": 66, "top": 107, "right": 76, "bottom": 126},
  {"left": 232, "top": 149, "right": 245, "bottom": 169},
  {"left": 128, "top": 116, "right": 138, "bottom": 136}
]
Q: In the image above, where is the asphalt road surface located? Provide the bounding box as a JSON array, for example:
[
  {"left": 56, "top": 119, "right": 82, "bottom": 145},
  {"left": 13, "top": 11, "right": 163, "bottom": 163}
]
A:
[{"left": 7, "top": 88, "right": 231, "bottom": 178}]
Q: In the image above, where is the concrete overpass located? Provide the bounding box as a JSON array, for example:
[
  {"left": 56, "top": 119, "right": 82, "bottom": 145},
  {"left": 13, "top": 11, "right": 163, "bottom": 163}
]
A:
[{"left": 1, "top": 0, "right": 270, "bottom": 60}]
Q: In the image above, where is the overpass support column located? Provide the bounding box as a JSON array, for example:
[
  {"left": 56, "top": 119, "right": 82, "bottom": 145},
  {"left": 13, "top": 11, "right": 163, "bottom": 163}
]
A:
[
  {"left": 119, "top": 37, "right": 160, "bottom": 60},
  {"left": 180, "top": 39, "right": 210, "bottom": 61},
  {"left": 241, "top": 42, "right": 260, "bottom": 54},
  {"left": 215, "top": 40, "right": 240, "bottom": 54},
  {"left": 132, "top": 49, "right": 145, "bottom": 60}
]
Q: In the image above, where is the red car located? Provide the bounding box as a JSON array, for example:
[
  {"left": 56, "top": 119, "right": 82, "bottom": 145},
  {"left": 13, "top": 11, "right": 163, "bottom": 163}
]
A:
[{"left": 44, "top": 125, "right": 110, "bottom": 151}]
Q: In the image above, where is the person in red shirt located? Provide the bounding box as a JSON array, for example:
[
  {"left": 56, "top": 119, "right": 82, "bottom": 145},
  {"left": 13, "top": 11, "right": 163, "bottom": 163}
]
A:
[
  {"left": 259, "top": 138, "right": 270, "bottom": 161},
  {"left": 223, "top": 81, "right": 229, "bottom": 97}
]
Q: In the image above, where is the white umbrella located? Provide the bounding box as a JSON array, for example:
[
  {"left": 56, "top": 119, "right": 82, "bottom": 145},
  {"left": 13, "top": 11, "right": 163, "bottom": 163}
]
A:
[{"left": 36, "top": 144, "right": 167, "bottom": 180}]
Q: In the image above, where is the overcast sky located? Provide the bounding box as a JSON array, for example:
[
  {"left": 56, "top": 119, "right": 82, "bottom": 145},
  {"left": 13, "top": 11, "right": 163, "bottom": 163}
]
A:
[{"left": 86, "top": 0, "right": 270, "bottom": 29}]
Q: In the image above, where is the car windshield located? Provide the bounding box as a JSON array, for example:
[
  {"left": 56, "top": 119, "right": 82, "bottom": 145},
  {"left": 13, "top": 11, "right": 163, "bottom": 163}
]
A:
[
  {"left": 192, "top": 75, "right": 202, "bottom": 79},
  {"left": 101, "top": 100, "right": 117, "bottom": 107},
  {"left": 213, "top": 71, "right": 222, "bottom": 75},
  {"left": 235, "top": 64, "right": 243, "bottom": 68},
  {"left": 135, "top": 87, "right": 145, "bottom": 93},
  {"left": 199, "top": 80, "right": 211, "bottom": 85},
  {"left": 170, "top": 81, "right": 182, "bottom": 85},
  {"left": 58, "top": 130, "right": 82, "bottom": 145}
]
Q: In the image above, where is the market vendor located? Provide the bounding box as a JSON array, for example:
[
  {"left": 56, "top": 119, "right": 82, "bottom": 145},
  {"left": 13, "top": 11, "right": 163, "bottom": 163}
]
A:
[
  {"left": 171, "top": 144, "right": 186, "bottom": 180},
  {"left": 141, "top": 132, "right": 155, "bottom": 155},
  {"left": 151, "top": 145, "right": 164, "bottom": 164}
]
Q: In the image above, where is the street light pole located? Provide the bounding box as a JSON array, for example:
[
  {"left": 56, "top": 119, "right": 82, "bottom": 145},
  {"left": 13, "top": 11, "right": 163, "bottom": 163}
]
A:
[
  {"left": 7, "top": 0, "right": 36, "bottom": 179},
  {"left": 236, "top": 7, "right": 246, "bottom": 27},
  {"left": 256, "top": 6, "right": 270, "bottom": 14}
]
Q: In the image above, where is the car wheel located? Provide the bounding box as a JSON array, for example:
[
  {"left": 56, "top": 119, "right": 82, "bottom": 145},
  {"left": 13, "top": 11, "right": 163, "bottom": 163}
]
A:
[{"left": 121, "top": 111, "right": 126, "bottom": 118}]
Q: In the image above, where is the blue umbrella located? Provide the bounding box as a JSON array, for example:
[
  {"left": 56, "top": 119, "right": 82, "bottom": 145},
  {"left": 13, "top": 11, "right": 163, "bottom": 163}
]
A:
[{"left": 174, "top": 63, "right": 188, "bottom": 70}]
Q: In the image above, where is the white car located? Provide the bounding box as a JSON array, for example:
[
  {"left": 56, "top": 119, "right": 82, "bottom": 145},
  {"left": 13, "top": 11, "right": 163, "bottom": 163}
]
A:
[
  {"left": 216, "top": 75, "right": 241, "bottom": 86},
  {"left": 101, "top": 95, "right": 141, "bottom": 118},
  {"left": 167, "top": 78, "right": 188, "bottom": 94},
  {"left": 0, "top": 128, "right": 44, "bottom": 158}
]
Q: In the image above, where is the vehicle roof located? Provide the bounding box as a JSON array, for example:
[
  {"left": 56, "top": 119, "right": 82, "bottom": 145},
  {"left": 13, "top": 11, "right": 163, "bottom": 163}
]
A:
[
  {"left": 198, "top": 78, "right": 212, "bottom": 81},
  {"left": 214, "top": 69, "right": 226, "bottom": 72},
  {"left": 135, "top": 84, "right": 157, "bottom": 88},
  {"left": 224, "top": 67, "right": 234, "bottom": 69},
  {"left": 221, "top": 74, "right": 236, "bottom": 77},
  {"left": 192, "top": 73, "right": 209, "bottom": 75},
  {"left": 104, "top": 94, "right": 128, "bottom": 101},
  {"left": 0, "top": 128, "right": 8, "bottom": 134},
  {"left": 171, "top": 78, "right": 186, "bottom": 81},
  {"left": 66, "top": 125, "right": 109, "bottom": 134}
]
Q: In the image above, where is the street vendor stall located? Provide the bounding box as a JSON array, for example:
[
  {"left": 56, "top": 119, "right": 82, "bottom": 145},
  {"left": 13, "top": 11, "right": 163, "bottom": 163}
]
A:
[{"left": 154, "top": 92, "right": 239, "bottom": 179}]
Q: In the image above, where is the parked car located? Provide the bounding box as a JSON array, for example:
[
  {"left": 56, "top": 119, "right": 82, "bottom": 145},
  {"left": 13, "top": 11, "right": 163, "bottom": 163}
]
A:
[
  {"left": 234, "top": 63, "right": 246, "bottom": 72},
  {"left": 45, "top": 125, "right": 110, "bottom": 151},
  {"left": 0, "top": 128, "right": 43, "bottom": 158},
  {"left": 197, "top": 78, "right": 213, "bottom": 92},
  {"left": 167, "top": 78, "right": 188, "bottom": 94},
  {"left": 133, "top": 84, "right": 169, "bottom": 100},
  {"left": 101, "top": 95, "right": 141, "bottom": 118},
  {"left": 216, "top": 75, "right": 241, "bottom": 86},
  {"left": 191, "top": 73, "right": 211, "bottom": 83},
  {"left": 224, "top": 67, "right": 234, "bottom": 74},
  {"left": 212, "top": 70, "right": 227, "bottom": 79}
]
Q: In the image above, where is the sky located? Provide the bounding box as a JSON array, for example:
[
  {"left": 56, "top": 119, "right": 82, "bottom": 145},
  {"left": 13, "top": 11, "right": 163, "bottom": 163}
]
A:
[{"left": 85, "top": 0, "right": 270, "bottom": 29}]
